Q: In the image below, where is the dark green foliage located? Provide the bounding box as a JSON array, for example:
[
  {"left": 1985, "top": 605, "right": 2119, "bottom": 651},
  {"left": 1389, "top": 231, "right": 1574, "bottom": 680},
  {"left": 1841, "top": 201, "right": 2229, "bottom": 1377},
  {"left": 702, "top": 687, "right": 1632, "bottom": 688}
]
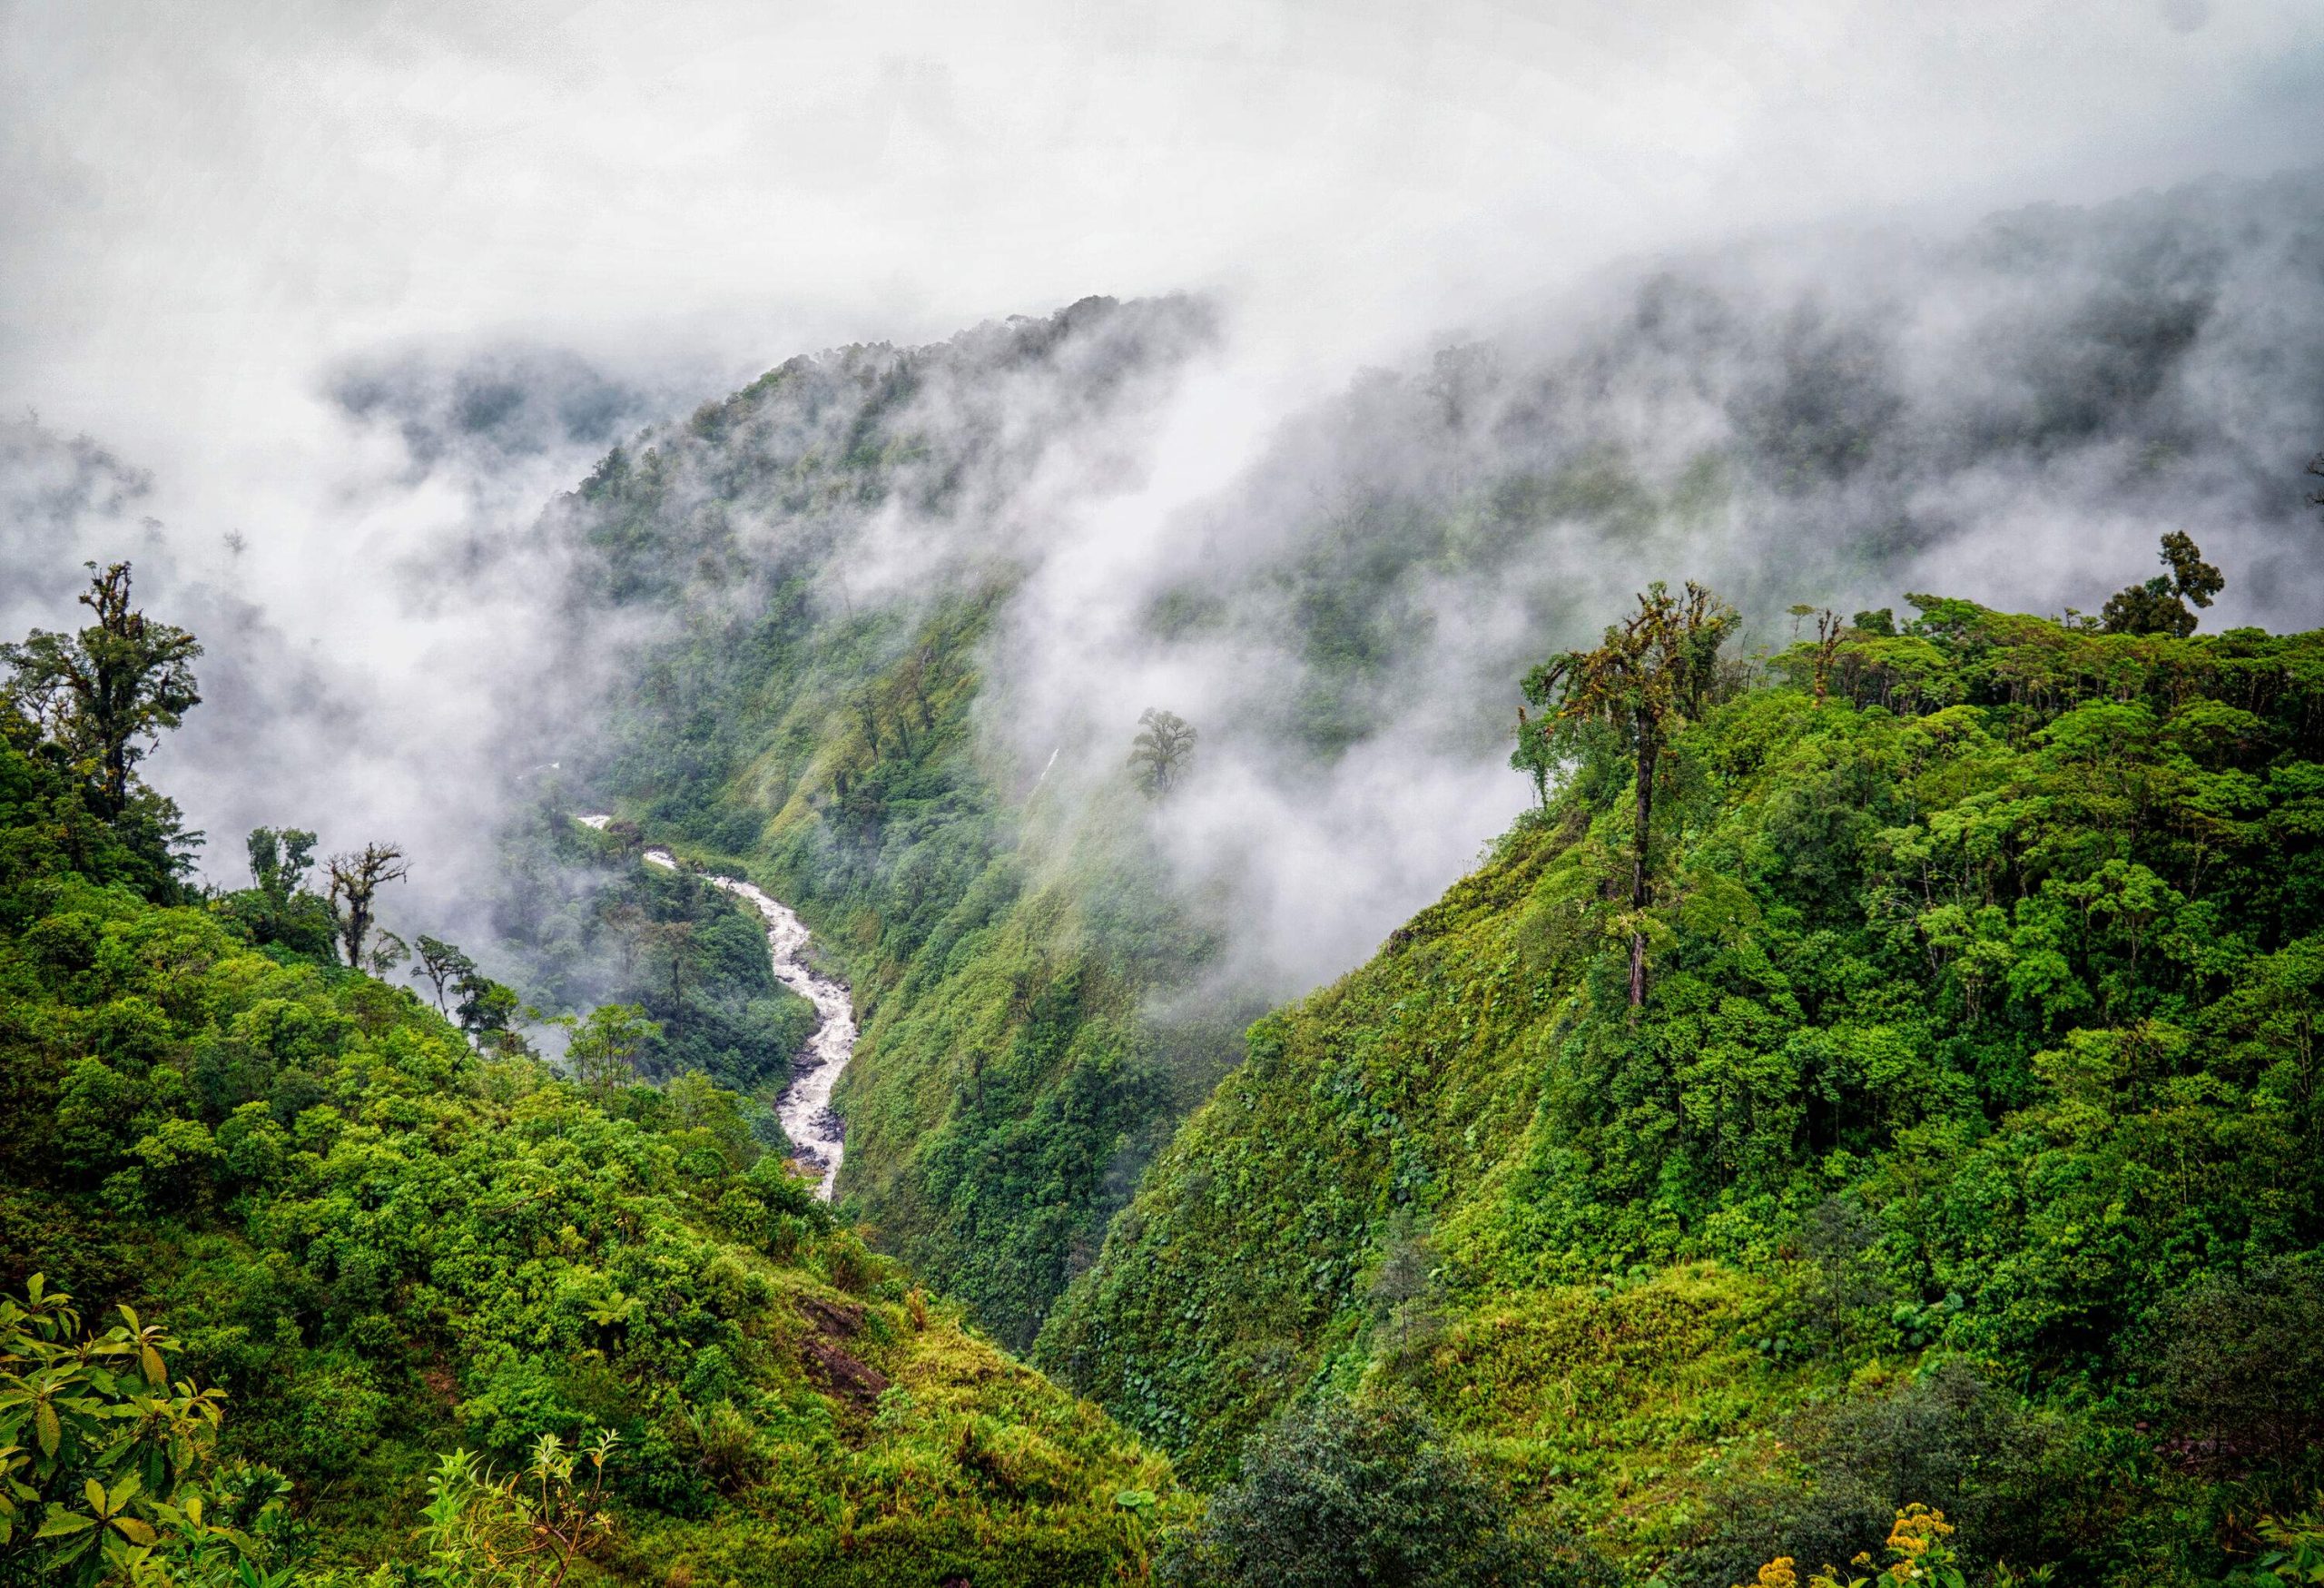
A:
[
  {"left": 1162, "top": 1396, "right": 1606, "bottom": 1588},
  {"left": 2146, "top": 1256, "right": 2324, "bottom": 1473},
  {"left": 212, "top": 828, "right": 336, "bottom": 959},
  {"left": 496, "top": 814, "right": 818, "bottom": 1108},
  {"left": 1130, "top": 708, "right": 1196, "bottom": 797},
  {"left": 1677, "top": 1363, "right": 2076, "bottom": 1587},
  {"left": 2102, "top": 531, "right": 2226, "bottom": 637}
]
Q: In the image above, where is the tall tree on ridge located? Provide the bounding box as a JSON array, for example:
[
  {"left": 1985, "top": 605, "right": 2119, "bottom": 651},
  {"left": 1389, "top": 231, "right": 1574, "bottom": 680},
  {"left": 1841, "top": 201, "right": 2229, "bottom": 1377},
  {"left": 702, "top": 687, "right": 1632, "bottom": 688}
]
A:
[
  {"left": 2102, "top": 531, "right": 2224, "bottom": 638},
  {"left": 411, "top": 934, "right": 477, "bottom": 1014},
  {"left": 1523, "top": 580, "right": 1737, "bottom": 1007},
  {"left": 0, "top": 561, "right": 202, "bottom": 818}
]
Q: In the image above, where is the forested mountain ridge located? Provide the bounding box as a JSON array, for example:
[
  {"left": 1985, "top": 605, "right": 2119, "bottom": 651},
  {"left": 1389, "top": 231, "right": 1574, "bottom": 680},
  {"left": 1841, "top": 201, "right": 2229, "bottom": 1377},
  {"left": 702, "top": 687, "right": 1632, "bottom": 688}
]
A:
[
  {"left": 528, "top": 173, "right": 2324, "bottom": 1366},
  {"left": 529, "top": 296, "right": 1246, "bottom": 1352},
  {"left": 1038, "top": 587, "right": 2324, "bottom": 1583}
]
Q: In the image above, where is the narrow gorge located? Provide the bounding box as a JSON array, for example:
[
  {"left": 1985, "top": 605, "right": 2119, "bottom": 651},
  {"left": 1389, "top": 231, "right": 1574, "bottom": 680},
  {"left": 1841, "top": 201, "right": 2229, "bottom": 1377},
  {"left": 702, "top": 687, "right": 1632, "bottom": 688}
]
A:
[{"left": 577, "top": 814, "right": 857, "bottom": 1196}]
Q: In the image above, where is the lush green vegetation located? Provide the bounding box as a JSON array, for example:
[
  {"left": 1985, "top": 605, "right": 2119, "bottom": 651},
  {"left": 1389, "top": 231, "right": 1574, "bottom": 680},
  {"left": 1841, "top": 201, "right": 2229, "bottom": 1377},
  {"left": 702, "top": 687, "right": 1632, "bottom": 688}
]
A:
[
  {"left": 550, "top": 301, "right": 1239, "bottom": 1350},
  {"left": 1041, "top": 581, "right": 2324, "bottom": 1583},
  {"left": 17, "top": 267, "right": 2320, "bottom": 1583},
  {"left": 0, "top": 570, "right": 1179, "bottom": 1584}
]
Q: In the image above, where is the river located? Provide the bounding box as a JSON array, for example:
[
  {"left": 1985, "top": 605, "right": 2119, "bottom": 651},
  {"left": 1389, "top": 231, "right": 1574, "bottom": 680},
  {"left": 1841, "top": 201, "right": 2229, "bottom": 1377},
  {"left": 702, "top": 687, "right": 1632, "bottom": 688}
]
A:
[{"left": 576, "top": 815, "right": 852, "bottom": 1198}]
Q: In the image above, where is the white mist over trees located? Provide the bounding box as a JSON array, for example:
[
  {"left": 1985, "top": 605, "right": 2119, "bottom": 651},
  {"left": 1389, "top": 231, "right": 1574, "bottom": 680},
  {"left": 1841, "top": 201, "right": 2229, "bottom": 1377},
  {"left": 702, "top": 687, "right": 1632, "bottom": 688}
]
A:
[{"left": 0, "top": 3, "right": 2317, "bottom": 1000}]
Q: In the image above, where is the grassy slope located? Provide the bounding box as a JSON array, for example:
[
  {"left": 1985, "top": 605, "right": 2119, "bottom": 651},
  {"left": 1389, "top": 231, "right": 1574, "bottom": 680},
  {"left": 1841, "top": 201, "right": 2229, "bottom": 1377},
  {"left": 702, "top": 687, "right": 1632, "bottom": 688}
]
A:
[{"left": 1039, "top": 604, "right": 2324, "bottom": 1583}]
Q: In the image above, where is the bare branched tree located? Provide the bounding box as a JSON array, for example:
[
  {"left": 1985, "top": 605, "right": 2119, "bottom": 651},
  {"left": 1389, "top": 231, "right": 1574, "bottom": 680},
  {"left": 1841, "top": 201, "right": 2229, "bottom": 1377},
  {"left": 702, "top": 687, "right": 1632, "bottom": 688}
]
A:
[{"left": 327, "top": 842, "right": 409, "bottom": 969}]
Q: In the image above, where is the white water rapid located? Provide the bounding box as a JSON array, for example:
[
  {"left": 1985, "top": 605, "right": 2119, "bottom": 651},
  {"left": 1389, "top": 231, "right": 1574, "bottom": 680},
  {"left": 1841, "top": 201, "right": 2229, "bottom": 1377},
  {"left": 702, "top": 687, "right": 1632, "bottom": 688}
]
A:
[{"left": 576, "top": 815, "right": 854, "bottom": 1198}]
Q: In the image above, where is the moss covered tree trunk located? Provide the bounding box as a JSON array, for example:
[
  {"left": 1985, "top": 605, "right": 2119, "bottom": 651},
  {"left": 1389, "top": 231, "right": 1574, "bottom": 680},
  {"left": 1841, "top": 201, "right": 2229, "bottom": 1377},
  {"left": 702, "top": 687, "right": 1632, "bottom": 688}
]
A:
[{"left": 1630, "top": 731, "right": 1655, "bottom": 1007}]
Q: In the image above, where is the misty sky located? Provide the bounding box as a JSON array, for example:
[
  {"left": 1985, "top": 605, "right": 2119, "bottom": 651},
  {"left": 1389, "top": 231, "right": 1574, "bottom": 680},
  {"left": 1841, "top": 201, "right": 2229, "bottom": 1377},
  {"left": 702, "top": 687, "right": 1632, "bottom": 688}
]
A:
[
  {"left": 9, "top": 1, "right": 2318, "bottom": 433},
  {"left": 3, "top": 0, "right": 2320, "bottom": 952}
]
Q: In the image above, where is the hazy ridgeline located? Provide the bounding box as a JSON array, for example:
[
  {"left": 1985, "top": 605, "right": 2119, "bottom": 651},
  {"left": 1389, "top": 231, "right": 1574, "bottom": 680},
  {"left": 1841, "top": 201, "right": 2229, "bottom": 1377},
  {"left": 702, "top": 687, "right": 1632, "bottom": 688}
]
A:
[
  {"left": 466, "top": 169, "right": 2324, "bottom": 1347},
  {"left": 536, "top": 168, "right": 2324, "bottom": 996},
  {"left": 6, "top": 170, "right": 2318, "bottom": 1006},
  {"left": 7, "top": 173, "right": 2319, "bottom": 1345}
]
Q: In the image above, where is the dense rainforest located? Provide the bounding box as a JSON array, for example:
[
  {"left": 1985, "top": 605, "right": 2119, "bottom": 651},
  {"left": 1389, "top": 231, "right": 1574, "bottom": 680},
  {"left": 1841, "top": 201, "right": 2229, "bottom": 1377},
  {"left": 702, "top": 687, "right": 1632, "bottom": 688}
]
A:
[
  {"left": 6, "top": 170, "right": 2324, "bottom": 1587},
  {"left": 1041, "top": 585, "right": 2324, "bottom": 1583},
  {"left": 527, "top": 171, "right": 2324, "bottom": 1361},
  {"left": 16, "top": 555, "right": 2324, "bottom": 1585}
]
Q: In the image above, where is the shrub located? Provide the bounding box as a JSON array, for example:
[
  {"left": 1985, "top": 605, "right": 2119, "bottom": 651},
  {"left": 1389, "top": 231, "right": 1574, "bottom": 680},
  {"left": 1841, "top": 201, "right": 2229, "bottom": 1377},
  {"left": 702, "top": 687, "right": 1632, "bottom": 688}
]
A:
[
  {"left": 0, "top": 1277, "right": 290, "bottom": 1586},
  {"left": 1161, "top": 1396, "right": 1604, "bottom": 1588}
]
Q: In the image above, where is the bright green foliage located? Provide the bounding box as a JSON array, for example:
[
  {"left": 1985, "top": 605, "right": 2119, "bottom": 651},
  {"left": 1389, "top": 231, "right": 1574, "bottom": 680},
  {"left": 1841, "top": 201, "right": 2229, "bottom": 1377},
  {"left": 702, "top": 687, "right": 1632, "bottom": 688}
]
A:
[
  {"left": 0, "top": 1276, "right": 290, "bottom": 1586},
  {"left": 0, "top": 700, "right": 1180, "bottom": 1582},
  {"left": 316, "top": 1433, "right": 619, "bottom": 1588},
  {"left": 1043, "top": 595, "right": 2324, "bottom": 1583},
  {"left": 2257, "top": 1500, "right": 2324, "bottom": 1585}
]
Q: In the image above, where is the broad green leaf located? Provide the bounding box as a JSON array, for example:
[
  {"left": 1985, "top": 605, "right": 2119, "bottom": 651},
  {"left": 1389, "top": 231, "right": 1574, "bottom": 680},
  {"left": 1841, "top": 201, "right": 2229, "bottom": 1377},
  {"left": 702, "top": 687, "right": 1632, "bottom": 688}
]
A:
[
  {"left": 34, "top": 1403, "right": 57, "bottom": 1457},
  {"left": 34, "top": 1508, "right": 97, "bottom": 1537},
  {"left": 110, "top": 1514, "right": 157, "bottom": 1544}
]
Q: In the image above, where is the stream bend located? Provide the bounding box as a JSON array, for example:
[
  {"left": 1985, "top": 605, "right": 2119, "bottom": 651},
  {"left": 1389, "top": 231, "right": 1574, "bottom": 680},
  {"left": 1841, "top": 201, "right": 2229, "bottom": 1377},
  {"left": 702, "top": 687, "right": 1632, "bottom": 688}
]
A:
[{"left": 576, "top": 816, "right": 852, "bottom": 1198}]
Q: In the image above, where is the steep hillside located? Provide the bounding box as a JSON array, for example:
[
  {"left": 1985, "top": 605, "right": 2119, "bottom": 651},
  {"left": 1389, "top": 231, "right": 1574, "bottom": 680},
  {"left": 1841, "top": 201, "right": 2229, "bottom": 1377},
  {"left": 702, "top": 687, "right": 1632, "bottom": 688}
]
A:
[
  {"left": 0, "top": 597, "right": 1179, "bottom": 1584},
  {"left": 1039, "top": 590, "right": 2324, "bottom": 1584},
  {"left": 538, "top": 299, "right": 1244, "bottom": 1351}
]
